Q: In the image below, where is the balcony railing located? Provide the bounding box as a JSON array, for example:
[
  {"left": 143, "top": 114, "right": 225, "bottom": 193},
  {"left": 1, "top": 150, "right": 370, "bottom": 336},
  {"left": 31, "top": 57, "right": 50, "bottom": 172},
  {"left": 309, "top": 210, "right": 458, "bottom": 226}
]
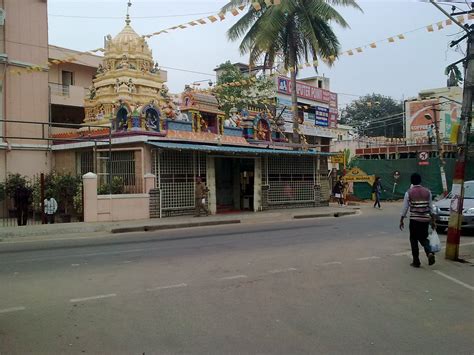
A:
[{"left": 49, "top": 82, "right": 70, "bottom": 97}]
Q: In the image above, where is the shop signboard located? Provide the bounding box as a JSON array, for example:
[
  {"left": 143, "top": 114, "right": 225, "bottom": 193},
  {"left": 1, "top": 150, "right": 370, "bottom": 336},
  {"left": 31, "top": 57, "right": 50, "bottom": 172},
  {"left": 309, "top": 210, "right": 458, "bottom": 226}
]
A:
[
  {"left": 277, "top": 77, "right": 338, "bottom": 106},
  {"left": 315, "top": 106, "right": 329, "bottom": 127}
]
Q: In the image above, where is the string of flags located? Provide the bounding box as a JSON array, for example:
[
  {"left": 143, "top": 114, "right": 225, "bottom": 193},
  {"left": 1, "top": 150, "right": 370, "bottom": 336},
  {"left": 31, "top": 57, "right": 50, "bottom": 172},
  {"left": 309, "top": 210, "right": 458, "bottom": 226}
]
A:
[
  {"left": 8, "top": 8, "right": 472, "bottom": 77},
  {"left": 141, "top": 1, "right": 282, "bottom": 40}
]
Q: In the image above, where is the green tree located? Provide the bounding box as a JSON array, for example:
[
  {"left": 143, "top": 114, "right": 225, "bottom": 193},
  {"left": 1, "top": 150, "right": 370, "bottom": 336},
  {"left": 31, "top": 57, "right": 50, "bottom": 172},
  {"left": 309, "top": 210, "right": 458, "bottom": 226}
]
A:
[
  {"left": 214, "top": 61, "right": 275, "bottom": 115},
  {"left": 222, "top": 0, "right": 361, "bottom": 143},
  {"left": 340, "top": 93, "right": 403, "bottom": 137}
]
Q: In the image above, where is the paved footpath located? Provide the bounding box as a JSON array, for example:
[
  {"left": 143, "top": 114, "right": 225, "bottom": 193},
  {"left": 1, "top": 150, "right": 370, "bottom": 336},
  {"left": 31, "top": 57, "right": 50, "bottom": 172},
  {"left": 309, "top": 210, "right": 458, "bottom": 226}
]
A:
[{"left": 0, "top": 204, "right": 360, "bottom": 247}]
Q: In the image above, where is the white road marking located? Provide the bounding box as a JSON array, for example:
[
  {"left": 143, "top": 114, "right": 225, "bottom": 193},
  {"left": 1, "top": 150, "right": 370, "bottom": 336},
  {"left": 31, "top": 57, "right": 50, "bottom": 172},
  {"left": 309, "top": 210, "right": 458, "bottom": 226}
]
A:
[
  {"left": 13, "top": 248, "right": 148, "bottom": 263},
  {"left": 218, "top": 275, "right": 248, "bottom": 281},
  {"left": 268, "top": 267, "right": 298, "bottom": 274},
  {"left": 0, "top": 306, "right": 26, "bottom": 314},
  {"left": 146, "top": 283, "right": 187, "bottom": 292},
  {"left": 433, "top": 271, "right": 474, "bottom": 291},
  {"left": 356, "top": 256, "right": 381, "bottom": 261},
  {"left": 69, "top": 293, "right": 117, "bottom": 303},
  {"left": 71, "top": 264, "right": 80, "bottom": 267},
  {"left": 320, "top": 261, "right": 342, "bottom": 266}
]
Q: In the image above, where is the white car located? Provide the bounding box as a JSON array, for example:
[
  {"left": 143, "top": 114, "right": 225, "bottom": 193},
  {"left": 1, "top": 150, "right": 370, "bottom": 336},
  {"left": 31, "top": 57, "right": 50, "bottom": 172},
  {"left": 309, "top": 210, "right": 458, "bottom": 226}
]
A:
[{"left": 433, "top": 181, "right": 474, "bottom": 233}]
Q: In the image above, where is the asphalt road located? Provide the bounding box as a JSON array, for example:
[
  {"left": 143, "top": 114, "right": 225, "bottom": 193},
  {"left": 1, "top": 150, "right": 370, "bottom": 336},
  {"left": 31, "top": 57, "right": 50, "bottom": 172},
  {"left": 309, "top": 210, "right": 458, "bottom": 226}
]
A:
[{"left": 1, "top": 204, "right": 473, "bottom": 354}]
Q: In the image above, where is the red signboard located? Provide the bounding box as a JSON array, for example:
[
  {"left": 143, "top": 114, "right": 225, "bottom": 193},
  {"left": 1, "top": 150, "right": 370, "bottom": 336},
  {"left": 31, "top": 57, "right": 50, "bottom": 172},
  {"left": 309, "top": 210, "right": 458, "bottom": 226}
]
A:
[
  {"left": 418, "top": 161, "right": 430, "bottom": 166},
  {"left": 277, "top": 76, "right": 337, "bottom": 106}
]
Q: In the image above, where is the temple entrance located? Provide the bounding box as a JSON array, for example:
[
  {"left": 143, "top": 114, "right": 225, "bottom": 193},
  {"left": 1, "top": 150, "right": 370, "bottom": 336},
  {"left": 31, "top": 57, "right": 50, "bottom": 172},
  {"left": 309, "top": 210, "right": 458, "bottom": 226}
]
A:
[{"left": 215, "top": 157, "right": 255, "bottom": 213}]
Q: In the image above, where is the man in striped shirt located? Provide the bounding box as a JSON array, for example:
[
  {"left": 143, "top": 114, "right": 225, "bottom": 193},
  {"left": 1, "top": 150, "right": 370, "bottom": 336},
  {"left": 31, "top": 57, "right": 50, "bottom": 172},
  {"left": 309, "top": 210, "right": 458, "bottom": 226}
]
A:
[{"left": 399, "top": 173, "right": 436, "bottom": 268}]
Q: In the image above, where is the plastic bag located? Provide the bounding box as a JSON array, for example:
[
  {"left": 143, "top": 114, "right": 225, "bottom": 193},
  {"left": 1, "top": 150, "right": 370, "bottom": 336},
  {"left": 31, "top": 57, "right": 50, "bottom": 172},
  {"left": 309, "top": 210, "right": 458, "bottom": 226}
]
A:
[{"left": 428, "top": 229, "right": 441, "bottom": 253}]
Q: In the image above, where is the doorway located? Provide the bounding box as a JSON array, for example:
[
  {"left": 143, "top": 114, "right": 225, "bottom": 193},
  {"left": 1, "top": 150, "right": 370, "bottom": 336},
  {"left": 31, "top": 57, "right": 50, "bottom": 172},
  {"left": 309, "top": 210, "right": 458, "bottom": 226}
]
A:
[{"left": 215, "top": 157, "right": 255, "bottom": 213}]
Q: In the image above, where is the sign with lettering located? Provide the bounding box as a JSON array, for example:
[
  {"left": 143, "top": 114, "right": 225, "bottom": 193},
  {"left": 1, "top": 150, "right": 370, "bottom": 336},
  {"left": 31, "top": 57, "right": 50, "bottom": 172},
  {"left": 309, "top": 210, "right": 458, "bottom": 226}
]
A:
[
  {"left": 315, "top": 106, "right": 329, "bottom": 127},
  {"left": 277, "top": 77, "right": 338, "bottom": 105}
]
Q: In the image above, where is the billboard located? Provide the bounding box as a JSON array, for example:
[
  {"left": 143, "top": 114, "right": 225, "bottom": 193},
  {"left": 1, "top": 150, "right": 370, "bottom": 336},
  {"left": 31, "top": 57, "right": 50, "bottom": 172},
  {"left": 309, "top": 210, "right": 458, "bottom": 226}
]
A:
[
  {"left": 277, "top": 77, "right": 338, "bottom": 109},
  {"left": 406, "top": 97, "right": 461, "bottom": 142}
]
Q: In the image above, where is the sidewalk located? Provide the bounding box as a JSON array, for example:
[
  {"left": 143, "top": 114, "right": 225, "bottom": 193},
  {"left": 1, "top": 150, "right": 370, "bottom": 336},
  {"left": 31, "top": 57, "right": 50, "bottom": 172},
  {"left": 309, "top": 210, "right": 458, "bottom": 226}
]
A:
[{"left": 0, "top": 204, "right": 360, "bottom": 244}]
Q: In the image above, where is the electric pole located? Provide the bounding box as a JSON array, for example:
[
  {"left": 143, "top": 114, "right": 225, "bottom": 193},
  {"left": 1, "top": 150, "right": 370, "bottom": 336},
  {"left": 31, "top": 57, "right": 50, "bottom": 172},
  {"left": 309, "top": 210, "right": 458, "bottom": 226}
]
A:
[{"left": 430, "top": 1, "right": 473, "bottom": 260}]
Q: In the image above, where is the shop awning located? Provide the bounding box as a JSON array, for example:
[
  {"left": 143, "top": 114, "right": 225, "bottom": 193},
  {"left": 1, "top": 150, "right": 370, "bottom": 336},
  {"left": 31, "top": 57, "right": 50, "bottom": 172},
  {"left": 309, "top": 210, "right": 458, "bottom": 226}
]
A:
[{"left": 148, "top": 141, "right": 331, "bottom": 156}]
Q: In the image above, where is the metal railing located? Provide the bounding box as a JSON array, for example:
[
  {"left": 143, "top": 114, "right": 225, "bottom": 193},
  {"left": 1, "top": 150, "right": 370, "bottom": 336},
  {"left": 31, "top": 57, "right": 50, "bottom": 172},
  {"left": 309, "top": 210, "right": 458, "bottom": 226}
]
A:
[{"left": 49, "top": 82, "right": 70, "bottom": 97}]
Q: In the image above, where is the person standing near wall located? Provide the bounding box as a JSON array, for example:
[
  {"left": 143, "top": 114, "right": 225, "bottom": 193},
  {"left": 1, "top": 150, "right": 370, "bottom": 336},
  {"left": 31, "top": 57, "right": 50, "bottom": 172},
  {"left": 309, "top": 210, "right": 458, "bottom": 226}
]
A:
[
  {"left": 195, "top": 177, "right": 210, "bottom": 217},
  {"left": 372, "top": 177, "right": 384, "bottom": 209},
  {"left": 44, "top": 193, "right": 58, "bottom": 224},
  {"left": 332, "top": 176, "right": 345, "bottom": 207}
]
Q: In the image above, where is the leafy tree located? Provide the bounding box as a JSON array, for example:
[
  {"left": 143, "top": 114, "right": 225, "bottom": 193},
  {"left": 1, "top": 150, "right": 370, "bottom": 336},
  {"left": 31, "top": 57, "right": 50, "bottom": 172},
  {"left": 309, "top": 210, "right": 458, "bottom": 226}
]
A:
[
  {"left": 222, "top": 0, "right": 361, "bottom": 143},
  {"left": 340, "top": 94, "right": 403, "bottom": 137},
  {"left": 214, "top": 61, "right": 275, "bottom": 115}
]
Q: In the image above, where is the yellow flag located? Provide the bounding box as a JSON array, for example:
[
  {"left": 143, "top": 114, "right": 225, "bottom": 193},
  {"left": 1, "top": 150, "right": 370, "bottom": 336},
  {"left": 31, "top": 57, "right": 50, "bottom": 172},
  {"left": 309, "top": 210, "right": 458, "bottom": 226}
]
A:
[
  {"left": 289, "top": 67, "right": 295, "bottom": 72},
  {"left": 305, "top": 62, "right": 311, "bottom": 67},
  {"left": 241, "top": 80, "right": 247, "bottom": 85},
  {"left": 312, "top": 60, "right": 319, "bottom": 66},
  {"left": 356, "top": 48, "right": 363, "bottom": 53},
  {"left": 457, "top": 15, "right": 465, "bottom": 24},
  {"left": 426, "top": 25, "right": 434, "bottom": 32},
  {"left": 450, "top": 123, "right": 459, "bottom": 143},
  {"left": 251, "top": 77, "right": 258, "bottom": 82},
  {"left": 231, "top": 8, "right": 239, "bottom": 16},
  {"left": 437, "top": 21, "right": 443, "bottom": 30},
  {"left": 347, "top": 50, "right": 354, "bottom": 56},
  {"left": 179, "top": 25, "right": 187, "bottom": 29},
  {"left": 239, "top": 5, "right": 245, "bottom": 10},
  {"left": 329, "top": 55, "right": 336, "bottom": 61},
  {"left": 218, "top": 13, "right": 225, "bottom": 20},
  {"left": 264, "top": 0, "right": 272, "bottom": 6},
  {"left": 388, "top": 37, "right": 395, "bottom": 43},
  {"left": 208, "top": 15, "right": 218, "bottom": 22},
  {"left": 370, "top": 43, "right": 377, "bottom": 48},
  {"left": 197, "top": 18, "right": 206, "bottom": 25},
  {"left": 189, "top": 21, "right": 198, "bottom": 26},
  {"left": 252, "top": 2, "right": 262, "bottom": 11},
  {"left": 397, "top": 34, "right": 405, "bottom": 40},
  {"left": 298, "top": 64, "right": 304, "bottom": 69}
]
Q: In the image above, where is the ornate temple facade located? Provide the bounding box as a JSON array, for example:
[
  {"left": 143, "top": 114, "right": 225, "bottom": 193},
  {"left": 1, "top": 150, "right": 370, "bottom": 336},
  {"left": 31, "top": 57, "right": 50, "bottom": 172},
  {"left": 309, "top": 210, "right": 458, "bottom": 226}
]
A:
[{"left": 52, "top": 19, "right": 332, "bottom": 221}]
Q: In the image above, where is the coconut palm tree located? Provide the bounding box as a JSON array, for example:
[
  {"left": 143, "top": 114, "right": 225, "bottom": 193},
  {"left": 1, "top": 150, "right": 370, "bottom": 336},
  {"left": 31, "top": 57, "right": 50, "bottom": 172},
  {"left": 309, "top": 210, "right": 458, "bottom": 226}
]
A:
[{"left": 222, "top": 0, "right": 361, "bottom": 144}]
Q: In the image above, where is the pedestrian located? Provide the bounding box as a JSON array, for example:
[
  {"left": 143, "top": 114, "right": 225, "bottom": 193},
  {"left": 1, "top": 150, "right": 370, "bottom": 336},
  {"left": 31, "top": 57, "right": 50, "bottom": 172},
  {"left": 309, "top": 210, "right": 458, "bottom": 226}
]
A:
[
  {"left": 195, "top": 177, "right": 210, "bottom": 217},
  {"left": 13, "top": 185, "right": 31, "bottom": 226},
  {"left": 372, "top": 177, "right": 383, "bottom": 209},
  {"left": 44, "top": 193, "right": 58, "bottom": 224},
  {"left": 427, "top": 124, "right": 434, "bottom": 144},
  {"left": 332, "top": 176, "right": 345, "bottom": 207},
  {"left": 399, "top": 173, "right": 436, "bottom": 268}
]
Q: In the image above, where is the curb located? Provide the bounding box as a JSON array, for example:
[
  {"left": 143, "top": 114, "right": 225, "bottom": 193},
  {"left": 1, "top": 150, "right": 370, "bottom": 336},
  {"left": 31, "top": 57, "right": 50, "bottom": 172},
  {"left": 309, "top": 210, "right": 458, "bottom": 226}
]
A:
[
  {"left": 293, "top": 211, "right": 357, "bottom": 219},
  {"left": 111, "top": 219, "right": 241, "bottom": 234}
]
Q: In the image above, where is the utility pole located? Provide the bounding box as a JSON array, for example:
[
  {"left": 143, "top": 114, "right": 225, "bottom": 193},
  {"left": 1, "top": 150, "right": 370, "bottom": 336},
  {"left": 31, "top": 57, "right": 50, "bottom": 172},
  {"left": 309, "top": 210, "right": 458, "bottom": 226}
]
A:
[
  {"left": 446, "top": 28, "right": 473, "bottom": 260},
  {"left": 430, "top": 0, "right": 473, "bottom": 260},
  {"left": 426, "top": 108, "right": 448, "bottom": 194}
]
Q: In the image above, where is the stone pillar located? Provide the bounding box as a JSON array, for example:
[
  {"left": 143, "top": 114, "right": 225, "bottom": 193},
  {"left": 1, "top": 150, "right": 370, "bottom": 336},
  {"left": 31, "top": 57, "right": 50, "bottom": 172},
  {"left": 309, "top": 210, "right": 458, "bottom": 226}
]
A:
[
  {"left": 144, "top": 173, "right": 156, "bottom": 194},
  {"left": 83, "top": 172, "right": 98, "bottom": 222},
  {"left": 206, "top": 155, "right": 216, "bottom": 215},
  {"left": 254, "top": 157, "right": 262, "bottom": 212}
]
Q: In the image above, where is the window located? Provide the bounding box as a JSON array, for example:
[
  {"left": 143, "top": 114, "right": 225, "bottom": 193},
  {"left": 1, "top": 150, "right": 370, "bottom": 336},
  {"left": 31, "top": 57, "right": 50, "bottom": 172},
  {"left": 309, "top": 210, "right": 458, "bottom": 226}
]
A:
[
  {"left": 318, "top": 80, "right": 323, "bottom": 88},
  {"left": 62, "top": 71, "right": 74, "bottom": 86}
]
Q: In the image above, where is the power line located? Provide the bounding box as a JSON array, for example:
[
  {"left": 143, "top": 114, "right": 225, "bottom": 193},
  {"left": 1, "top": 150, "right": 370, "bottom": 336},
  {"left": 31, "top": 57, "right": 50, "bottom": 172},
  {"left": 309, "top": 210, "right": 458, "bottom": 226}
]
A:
[{"left": 48, "top": 11, "right": 216, "bottom": 20}]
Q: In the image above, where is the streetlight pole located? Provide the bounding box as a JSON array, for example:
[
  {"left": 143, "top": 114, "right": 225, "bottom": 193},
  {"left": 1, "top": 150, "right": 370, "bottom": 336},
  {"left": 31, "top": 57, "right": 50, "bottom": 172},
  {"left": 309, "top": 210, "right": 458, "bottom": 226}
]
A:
[
  {"left": 429, "top": 0, "right": 473, "bottom": 261},
  {"left": 425, "top": 109, "right": 448, "bottom": 195}
]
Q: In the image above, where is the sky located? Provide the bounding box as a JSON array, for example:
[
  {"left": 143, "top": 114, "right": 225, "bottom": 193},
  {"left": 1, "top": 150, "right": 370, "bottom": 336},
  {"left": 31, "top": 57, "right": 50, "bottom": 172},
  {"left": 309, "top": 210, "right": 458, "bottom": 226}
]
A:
[{"left": 47, "top": 0, "right": 470, "bottom": 108}]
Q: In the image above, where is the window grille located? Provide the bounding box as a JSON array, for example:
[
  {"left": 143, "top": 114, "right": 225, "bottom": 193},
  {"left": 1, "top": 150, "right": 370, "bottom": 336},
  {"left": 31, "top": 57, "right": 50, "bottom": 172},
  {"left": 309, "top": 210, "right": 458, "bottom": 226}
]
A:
[
  {"left": 78, "top": 151, "right": 94, "bottom": 176},
  {"left": 97, "top": 151, "right": 141, "bottom": 194},
  {"left": 264, "top": 156, "right": 316, "bottom": 204},
  {"left": 152, "top": 150, "right": 206, "bottom": 213}
]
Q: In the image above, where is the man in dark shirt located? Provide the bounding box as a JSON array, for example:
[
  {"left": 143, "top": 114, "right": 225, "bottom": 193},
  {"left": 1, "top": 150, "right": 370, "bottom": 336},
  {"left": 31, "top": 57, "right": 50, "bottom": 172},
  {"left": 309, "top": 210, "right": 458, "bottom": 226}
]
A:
[{"left": 195, "top": 177, "right": 209, "bottom": 217}]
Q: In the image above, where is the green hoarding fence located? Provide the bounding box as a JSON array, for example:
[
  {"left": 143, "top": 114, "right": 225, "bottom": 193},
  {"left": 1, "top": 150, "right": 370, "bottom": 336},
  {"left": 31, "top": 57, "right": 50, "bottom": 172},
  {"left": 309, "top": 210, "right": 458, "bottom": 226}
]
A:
[{"left": 352, "top": 158, "right": 474, "bottom": 201}]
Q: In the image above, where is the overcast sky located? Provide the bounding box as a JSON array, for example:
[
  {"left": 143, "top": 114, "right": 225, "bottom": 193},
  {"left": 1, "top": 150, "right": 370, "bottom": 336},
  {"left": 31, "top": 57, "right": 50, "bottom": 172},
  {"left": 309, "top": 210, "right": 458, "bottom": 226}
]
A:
[{"left": 48, "top": 0, "right": 470, "bottom": 107}]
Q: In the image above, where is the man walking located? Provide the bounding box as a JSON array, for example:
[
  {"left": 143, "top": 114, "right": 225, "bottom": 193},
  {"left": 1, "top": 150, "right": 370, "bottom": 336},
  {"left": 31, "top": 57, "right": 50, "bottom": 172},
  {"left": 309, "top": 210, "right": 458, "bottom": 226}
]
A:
[
  {"left": 195, "top": 177, "right": 209, "bottom": 217},
  {"left": 14, "top": 185, "right": 31, "bottom": 226},
  {"left": 399, "top": 173, "right": 436, "bottom": 268},
  {"left": 44, "top": 194, "right": 58, "bottom": 224}
]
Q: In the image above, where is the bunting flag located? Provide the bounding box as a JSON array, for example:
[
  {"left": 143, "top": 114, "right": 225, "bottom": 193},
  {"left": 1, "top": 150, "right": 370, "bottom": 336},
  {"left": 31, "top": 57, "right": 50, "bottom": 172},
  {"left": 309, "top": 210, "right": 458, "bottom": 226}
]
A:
[
  {"left": 356, "top": 47, "right": 363, "bottom": 53},
  {"left": 370, "top": 43, "right": 377, "bottom": 48},
  {"left": 388, "top": 37, "right": 395, "bottom": 43},
  {"left": 437, "top": 21, "right": 443, "bottom": 30},
  {"left": 446, "top": 19, "right": 452, "bottom": 26},
  {"left": 264, "top": 0, "right": 272, "bottom": 6},
  {"left": 397, "top": 34, "right": 405, "bottom": 40},
  {"left": 252, "top": 2, "right": 262, "bottom": 11},
  {"left": 457, "top": 15, "right": 465, "bottom": 24},
  {"left": 231, "top": 8, "right": 239, "bottom": 16}
]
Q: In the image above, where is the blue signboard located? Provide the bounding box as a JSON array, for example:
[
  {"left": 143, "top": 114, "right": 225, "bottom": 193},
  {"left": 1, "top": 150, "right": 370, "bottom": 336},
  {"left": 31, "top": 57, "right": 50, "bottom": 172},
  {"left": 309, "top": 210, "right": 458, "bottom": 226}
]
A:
[{"left": 315, "top": 106, "right": 329, "bottom": 127}]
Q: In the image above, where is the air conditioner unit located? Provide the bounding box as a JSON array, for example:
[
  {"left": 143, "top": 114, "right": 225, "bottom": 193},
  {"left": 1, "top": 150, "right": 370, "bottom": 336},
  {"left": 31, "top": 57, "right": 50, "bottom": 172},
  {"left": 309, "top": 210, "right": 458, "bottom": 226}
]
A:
[{"left": 0, "top": 9, "right": 5, "bottom": 26}]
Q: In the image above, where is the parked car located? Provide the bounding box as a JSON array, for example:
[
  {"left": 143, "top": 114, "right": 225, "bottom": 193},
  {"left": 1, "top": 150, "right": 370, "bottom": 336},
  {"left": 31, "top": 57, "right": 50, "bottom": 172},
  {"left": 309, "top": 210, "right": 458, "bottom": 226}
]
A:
[{"left": 433, "top": 181, "right": 474, "bottom": 233}]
